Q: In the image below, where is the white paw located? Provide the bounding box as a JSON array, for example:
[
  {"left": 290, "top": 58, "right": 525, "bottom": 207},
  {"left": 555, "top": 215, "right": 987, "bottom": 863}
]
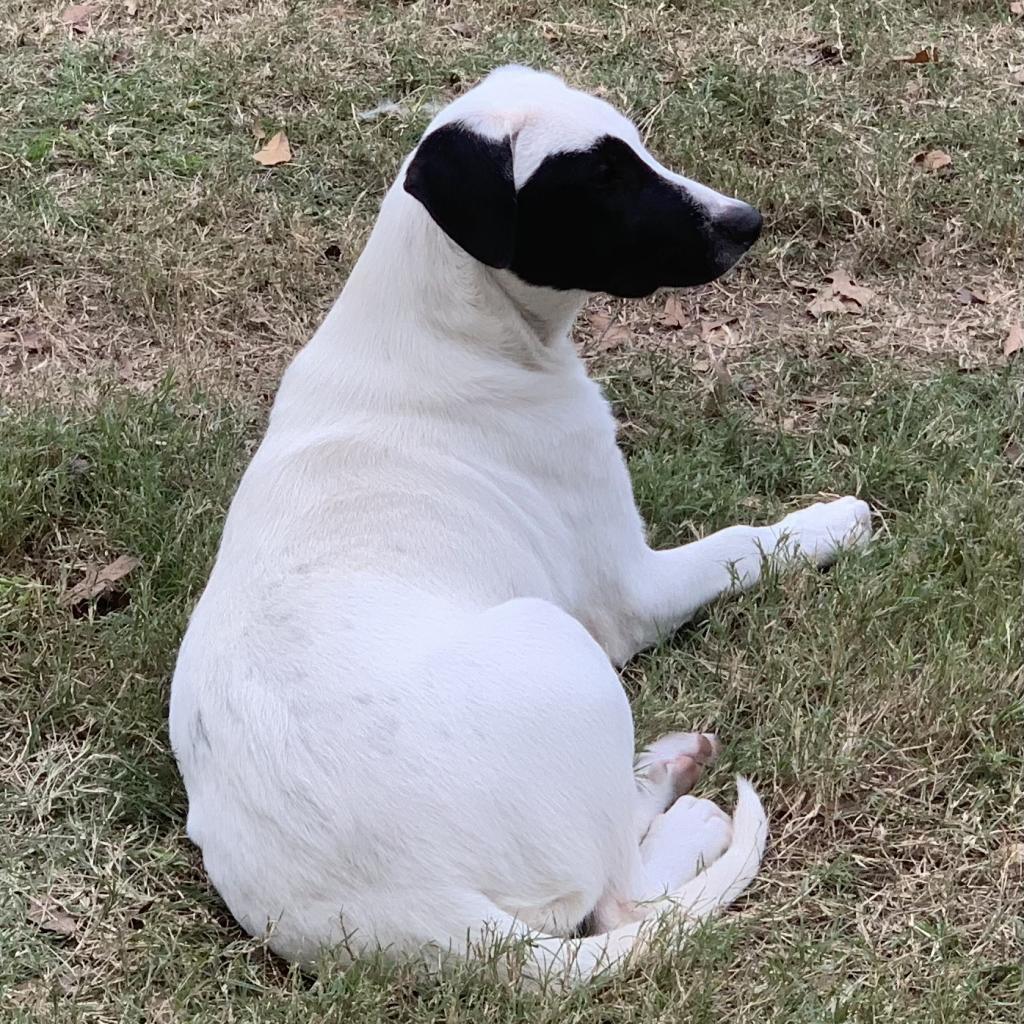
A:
[
  {"left": 642, "top": 795, "right": 733, "bottom": 889},
  {"left": 772, "top": 496, "right": 873, "bottom": 567}
]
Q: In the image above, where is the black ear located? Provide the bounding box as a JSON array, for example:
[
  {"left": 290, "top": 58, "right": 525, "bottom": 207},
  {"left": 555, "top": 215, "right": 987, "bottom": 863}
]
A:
[{"left": 404, "top": 122, "right": 515, "bottom": 269}]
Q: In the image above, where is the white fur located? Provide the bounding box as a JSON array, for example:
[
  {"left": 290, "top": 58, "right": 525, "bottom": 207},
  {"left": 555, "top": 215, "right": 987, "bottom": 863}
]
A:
[{"left": 169, "top": 66, "right": 872, "bottom": 988}]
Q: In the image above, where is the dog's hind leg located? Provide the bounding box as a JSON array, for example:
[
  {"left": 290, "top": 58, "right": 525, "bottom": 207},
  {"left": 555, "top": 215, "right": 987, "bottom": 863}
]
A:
[
  {"left": 632, "top": 732, "right": 721, "bottom": 840},
  {"left": 586, "top": 784, "right": 750, "bottom": 936}
]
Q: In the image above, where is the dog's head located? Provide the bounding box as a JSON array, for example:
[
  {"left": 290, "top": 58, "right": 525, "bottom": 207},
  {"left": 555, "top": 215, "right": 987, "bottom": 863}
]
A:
[{"left": 403, "top": 66, "right": 761, "bottom": 299}]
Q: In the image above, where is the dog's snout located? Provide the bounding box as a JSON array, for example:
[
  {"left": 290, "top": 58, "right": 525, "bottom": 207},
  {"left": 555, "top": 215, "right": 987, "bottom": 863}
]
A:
[{"left": 714, "top": 203, "right": 763, "bottom": 248}]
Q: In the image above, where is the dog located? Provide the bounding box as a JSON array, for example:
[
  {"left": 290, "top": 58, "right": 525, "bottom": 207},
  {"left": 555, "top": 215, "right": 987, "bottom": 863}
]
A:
[{"left": 169, "top": 66, "right": 872, "bottom": 988}]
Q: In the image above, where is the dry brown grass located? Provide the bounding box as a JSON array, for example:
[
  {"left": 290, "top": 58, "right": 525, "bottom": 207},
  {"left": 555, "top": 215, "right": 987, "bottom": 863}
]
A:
[
  {"left": 2, "top": 2, "right": 1023, "bottom": 1022},
  {"left": 2, "top": 0, "right": 1022, "bottom": 406}
]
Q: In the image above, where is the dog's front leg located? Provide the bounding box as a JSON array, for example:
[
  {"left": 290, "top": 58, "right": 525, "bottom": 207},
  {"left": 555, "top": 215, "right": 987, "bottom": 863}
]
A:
[{"left": 615, "top": 496, "right": 872, "bottom": 662}]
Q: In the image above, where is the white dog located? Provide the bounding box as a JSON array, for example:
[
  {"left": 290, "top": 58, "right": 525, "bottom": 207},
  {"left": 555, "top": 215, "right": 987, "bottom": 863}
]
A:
[{"left": 169, "top": 66, "right": 871, "bottom": 987}]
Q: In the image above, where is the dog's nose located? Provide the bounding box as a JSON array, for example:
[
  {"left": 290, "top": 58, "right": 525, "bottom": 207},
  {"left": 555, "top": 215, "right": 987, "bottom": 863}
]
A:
[{"left": 714, "top": 203, "right": 763, "bottom": 248}]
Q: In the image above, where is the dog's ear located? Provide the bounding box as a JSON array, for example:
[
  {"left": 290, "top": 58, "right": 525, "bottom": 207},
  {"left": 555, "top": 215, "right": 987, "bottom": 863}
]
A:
[{"left": 404, "top": 122, "right": 515, "bottom": 270}]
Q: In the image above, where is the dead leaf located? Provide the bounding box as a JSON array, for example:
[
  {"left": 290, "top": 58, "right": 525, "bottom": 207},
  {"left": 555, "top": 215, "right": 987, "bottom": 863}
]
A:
[
  {"left": 60, "top": 4, "right": 95, "bottom": 31},
  {"left": 253, "top": 131, "right": 292, "bottom": 167},
  {"left": 895, "top": 46, "right": 939, "bottom": 64},
  {"left": 595, "top": 326, "right": 631, "bottom": 352},
  {"left": 1005, "top": 323, "right": 1023, "bottom": 359},
  {"left": 700, "top": 317, "right": 738, "bottom": 342},
  {"left": 126, "top": 0, "right": 139, "bottom": 14},
  {"left": 584, "top": 312, "right": 630, "bottom": 352},
  {"left": 807, "top": 293, "right": 850, "bottom": 317},
  {"left": 27, "top": 899, "right": 78, "bottom": 937},
  {"left": 448, "top": 21, "right": 474, "bottom": 37},
  {"left": 953, "top": 287, "right": 987, "bottom": 306},
  {"left": 60, "top": 555, "right": 140, "bottom": 609},
  {"left": 807, "top": 269, "right": 876, "bottom": 318},
  {"left": 912, "top": 149, "right": 953, "bottom": 173},
  {"left": 829, "top": 269, "right": 876, "bottom": 306},
  {"left": 1004, "top": 438, "right": 1024, "bottom": 466},
  {"left": 660, "top": 295, "right": 688, "bottom": 328},
  {"left": 1012, "top": 1, "right": 1024, "bottom": 15},
  {"left": 1011, "top": 69, "right": 1024, "bottom": 86}
]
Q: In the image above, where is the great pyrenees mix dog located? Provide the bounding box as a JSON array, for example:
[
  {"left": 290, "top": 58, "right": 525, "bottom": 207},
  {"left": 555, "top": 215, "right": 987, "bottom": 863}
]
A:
[{"left": 170, "top": 66, "right": 872, "bottom": 987}]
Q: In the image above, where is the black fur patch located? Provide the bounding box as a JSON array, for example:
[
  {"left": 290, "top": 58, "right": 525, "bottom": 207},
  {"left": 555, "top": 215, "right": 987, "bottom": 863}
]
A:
[
  {"left": 405, "top": 125, "right": 758, "bottom": 298},
  {"left": 512, "top": 136, "right": 743, "bottom": 297},
  {"left": 404, "top": 123, "right": 516, "bottom": 270}
]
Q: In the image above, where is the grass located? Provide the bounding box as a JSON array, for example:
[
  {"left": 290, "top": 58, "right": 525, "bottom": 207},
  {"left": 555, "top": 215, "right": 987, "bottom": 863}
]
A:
[{"left": 1, "top": 0, "right": 1023, "bottom": 1021}]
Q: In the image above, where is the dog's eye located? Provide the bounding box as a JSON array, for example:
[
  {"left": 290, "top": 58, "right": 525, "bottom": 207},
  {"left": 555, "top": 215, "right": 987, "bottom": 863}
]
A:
[{"left": 593, "top": 156, "right": 617, "bottom": 184}]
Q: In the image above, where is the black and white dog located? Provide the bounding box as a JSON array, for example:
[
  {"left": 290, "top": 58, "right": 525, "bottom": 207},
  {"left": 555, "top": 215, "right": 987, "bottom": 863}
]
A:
[{"left": 170, "top": 66, "right": 871, "bottom": 987}]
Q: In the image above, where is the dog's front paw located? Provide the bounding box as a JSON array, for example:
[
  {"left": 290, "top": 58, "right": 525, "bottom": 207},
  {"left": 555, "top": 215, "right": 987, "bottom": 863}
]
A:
[{"left": 772, "top": 496, "right": 873, "bottom": 567}]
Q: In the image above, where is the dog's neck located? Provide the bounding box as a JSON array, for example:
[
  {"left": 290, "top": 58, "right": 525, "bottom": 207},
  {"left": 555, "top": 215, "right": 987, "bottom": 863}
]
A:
[
  {"left": 318, "top": 183, "right": 587, "bottom": 366},
  {"left": 272, "top": 184, "right": 593, "bottom": 430}
]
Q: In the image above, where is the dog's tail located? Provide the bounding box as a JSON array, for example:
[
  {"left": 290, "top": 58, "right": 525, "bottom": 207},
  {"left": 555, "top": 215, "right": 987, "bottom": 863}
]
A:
[{"left": 507, "top": 777, "right": 767, "bottom": 991}]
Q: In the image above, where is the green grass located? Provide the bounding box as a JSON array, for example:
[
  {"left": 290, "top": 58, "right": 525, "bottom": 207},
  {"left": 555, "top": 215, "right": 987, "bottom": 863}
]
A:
[
  {"left": 2, "top": 0, "right": 1023, "bottom": 1021},
  {"left": 3, "top": 367, "right": 1022, "bottom": 1022}
]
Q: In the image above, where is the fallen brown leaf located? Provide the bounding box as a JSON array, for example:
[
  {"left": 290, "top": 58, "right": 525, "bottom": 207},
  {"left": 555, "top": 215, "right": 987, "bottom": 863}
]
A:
[
  {"left": 953, "top": 287, "right": 987, "bottom": 306},
  {"left": 913, "top": 149, "right": 953, "bottom": 173},
  {"left": 253, "top": 131, "right": 292, "bottom": 167},
  {"left": 28, "top": 899, "right": 78, "bottom": 937},
  {"left": 594, "top": 325, "right": 631, "bottom": 353},
  {"left": 700, "top": 317, "right": 738, "bottom": 342},
  {"left": 660, "top": 295, "right": 688, "bottom": 328},
  {"left": 830, "top": 269, "right": 876, "bottom": 306},
  {"left": 807, "top": 269, "right": 877, "bottom": 317},
  {"left": 60, "top": 3, "right": 95, "bottom": 31},
  {"left": 584, "top": 313, "right": 630, "bottom": 352},
  {"left": 895, "top": 46, "right": 939, "bottom": 64},
  {"left": 1011, "top": 69, "right": 1024, "bottom": 86},
  {"left": 448, "top": 21, "right": 474, "bottom": 37},
  {"left": 1012, "top": 2, "right": 1024, "bottom": 15},
  {"left": 806, "top": 295, "right": 850, "bottom": 317},
  {"left": 60, "top": 555, "right": 140, "bottom": 609},
  {"left": 1005, "top": 323, "right": 1023, "bottom": 359}
]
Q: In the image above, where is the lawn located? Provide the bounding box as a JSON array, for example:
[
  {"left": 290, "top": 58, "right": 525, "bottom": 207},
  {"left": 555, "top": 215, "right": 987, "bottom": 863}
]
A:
[{"left": 2, "top": 1, "right": 1022, "bottom": 1022}]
